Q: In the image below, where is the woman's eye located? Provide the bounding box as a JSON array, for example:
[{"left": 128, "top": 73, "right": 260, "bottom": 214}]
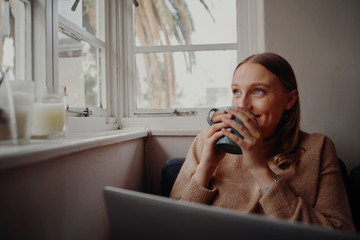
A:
[
  {"left": 253, "top": 89, "right": 265, "bottom": 95},
  {"left": 232, "top": 89, "right": 240, "bottom": 96}
]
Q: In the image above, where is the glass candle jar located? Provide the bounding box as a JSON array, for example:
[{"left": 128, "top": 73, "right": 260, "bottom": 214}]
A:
[
  {"left": 11, "top": 80, "right": 34, "bottom": 143},
  {"left": 31, "top": 86, "right": 67, "bottom": 139}
]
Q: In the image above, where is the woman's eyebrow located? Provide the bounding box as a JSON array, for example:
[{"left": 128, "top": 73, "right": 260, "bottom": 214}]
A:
[{"left": 231, "top": 83, "right": 272, "bottom": 89}]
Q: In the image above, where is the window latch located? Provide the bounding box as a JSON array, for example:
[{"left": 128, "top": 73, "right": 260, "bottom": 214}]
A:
[
  {"left": 71, "top": 0, "right": 80, "bottom": 11},
  {"left": 133, "top": 109, "right": 197, "bottom": 117},
  {"left": 132, "top": 0, "right": 139, "bottom": 7},
  {"left": 173, "top": 109, "right": 197, "bottom": 116},
  {"left": 67, "top": 107, "right": 93, "bottom": 117}
]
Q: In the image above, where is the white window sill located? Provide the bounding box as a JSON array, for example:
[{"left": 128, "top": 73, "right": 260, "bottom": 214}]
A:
[
  {"left": 149, "top": 129, "right": 201, "bottom": 136},
  {"left": 66, "top": 116, "right": 119, "bottom": 132},
  {"left": 0, "top": 128, "right": 149, "bottom": 171}
]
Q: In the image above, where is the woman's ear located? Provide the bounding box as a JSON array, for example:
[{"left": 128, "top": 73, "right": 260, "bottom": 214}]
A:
[{"left": 285, "top": 90, "right": 298, "bottom": 110}]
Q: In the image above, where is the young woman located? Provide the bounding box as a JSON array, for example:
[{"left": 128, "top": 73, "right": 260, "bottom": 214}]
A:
[{"left": 170, "top": 53, "right": 355, "bottom": 231}]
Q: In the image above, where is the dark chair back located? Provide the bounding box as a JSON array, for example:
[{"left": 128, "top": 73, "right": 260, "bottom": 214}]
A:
[
  {"left": 338, "top": 159, "right": 359, "bottom": 232},
  {"left": 349, "top": 165, "right": 360, "bottom": 231},
  {"left": 160, "top": 157, "right": 185, "bottom": 197}
]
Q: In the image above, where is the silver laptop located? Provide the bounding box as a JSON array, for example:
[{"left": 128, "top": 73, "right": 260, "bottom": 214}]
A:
[{"left": 103, "top": 186, "right": 359, "bottom": 240}]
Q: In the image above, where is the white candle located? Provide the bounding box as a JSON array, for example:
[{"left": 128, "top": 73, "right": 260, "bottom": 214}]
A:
[{"left": 31, "top": 102, "right": 67, "bottom": 137}]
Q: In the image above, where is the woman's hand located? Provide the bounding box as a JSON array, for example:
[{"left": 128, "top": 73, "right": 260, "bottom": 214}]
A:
[
  {"left": 221, "top": 107, "right": 275, "bottom": 189},
  {"left": 194, "top": 109, "right": 230, "bottom": 187}
]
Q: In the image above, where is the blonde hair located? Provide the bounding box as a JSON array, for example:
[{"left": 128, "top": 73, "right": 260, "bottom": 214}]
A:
[{"left": 235, "top": 53, "right": 301, "bottom": 169}]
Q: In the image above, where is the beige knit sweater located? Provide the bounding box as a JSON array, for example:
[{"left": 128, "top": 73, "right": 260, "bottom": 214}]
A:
[{"left": 170, "top": 131, "right": 355, "bottom": 232}]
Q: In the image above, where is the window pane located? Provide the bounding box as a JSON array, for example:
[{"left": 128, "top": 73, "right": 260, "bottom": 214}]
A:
[
  {"left": 58, "top": 0, "right": 105, "bottom": 40},
  {"left": 1, "top": 0, "right": 16, "bottom": 79},
  {"left": 135, "top": 51, "right": 236, "bottom": 109},
  {"left": 58, "top": 31, "right": 101, "bottom": 108},
  {"left": 135, "top": 0, "right": 237, "bottom": 46}
]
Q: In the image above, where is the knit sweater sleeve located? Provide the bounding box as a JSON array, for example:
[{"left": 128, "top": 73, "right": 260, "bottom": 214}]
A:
[
  {"left": 259, "top": 135, "right": 355, "bottom": 231},
  {"left": 170, "top": 132, "right": 218, "bottom": 203}
]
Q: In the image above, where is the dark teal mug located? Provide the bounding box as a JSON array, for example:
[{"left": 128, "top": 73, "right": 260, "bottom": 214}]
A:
[{"left": 206, "top": 106, "right": 244, "bottom": 154}]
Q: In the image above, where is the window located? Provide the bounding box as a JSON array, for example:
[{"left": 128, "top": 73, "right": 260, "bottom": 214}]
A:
[
  {"left": 120, "top": 0, "right": 263, "bottom": 129},
  {"left": 57, "top": 0, "right": 108, "bottom": 115},
  {"left": 30, "top": 0, "right": 117, "bottom": 132},
  {"left": 0, "top": 0, "right": 32, "bottom": 80},
  {"left": 1, "top": 0, "right": 262, "bottom": 132},
  {"left": 134, "top": 0, "right": 237, "bottom": 111}
]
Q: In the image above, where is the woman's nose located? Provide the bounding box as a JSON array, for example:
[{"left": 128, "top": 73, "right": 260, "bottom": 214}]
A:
[{"left": 237, "top": 95, "right": 252, "bottom": 109}]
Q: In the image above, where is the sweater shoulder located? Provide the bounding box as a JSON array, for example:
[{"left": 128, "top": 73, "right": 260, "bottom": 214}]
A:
[
  {"left": 298, "top": 131, "right": 337, "bottom": 161},
  {"left": 299, "top": 131, "right": 334, "bottom": 148},
  {"left": 300, "top": 131, "right": 325, "bottom": 140}
]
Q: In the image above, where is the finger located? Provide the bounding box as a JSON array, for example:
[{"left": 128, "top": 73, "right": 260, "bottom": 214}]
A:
[
  {"left": 203, "top": 125, "right": 228, "bottom": 148},
  {"left": 228, "top": 107, "right": 257, "bottom": 126},
  {"left": 210, "top": 129, "right": 226, "bottom": 142},
  {"left": 210, "top": 110, "right": 231, "bottom": 124},
  {"left": 221, "top": 116, "right": 262, "bottom": 145},
  {"left": 221, "top": 127, "right": 245, "bottom": 147},
  {"left": 221, "top": 117, "right": 251, "bottom": 140},
  {"left": 228, "top": 107, "right": 261, "bottom": 138},
  {"left": 204, "top": 121, "right": 229, "bottom": 138},
  {"left": 240, "top": 107, "right": 258, "bottom": 124},
  {"left": 221, "top": 124, "right": 259, "bottom": 152}
]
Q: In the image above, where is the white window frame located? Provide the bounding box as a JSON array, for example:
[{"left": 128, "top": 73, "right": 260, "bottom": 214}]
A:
[
  {"left": 32, "top": 0, "right": 118, "bottom": 132},
  {"left": 1, "top": 0, "right": 32, "bottom": 80},
  {"left": 118, "top": 0, "right": 264, "bottom": 130},
  {"left": 57, "top": 0, "right": 108, "bottom": 116},
  {"left": 13, "top": 0, "right": 32, "bottom": 81}
]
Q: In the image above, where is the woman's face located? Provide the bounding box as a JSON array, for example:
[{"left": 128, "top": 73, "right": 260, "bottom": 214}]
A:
[{"left": 231, "top": 62, "right": 297, "bottom": 138}]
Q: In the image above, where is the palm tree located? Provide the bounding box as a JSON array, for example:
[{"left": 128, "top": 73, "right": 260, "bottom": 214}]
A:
[{"left": 134, "top": 0, "right": 213, "bottom": 108}]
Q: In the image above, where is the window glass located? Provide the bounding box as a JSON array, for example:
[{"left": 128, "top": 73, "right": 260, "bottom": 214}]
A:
[
  {"left": 135, "top": 0, "right": 236, "bottom": 46},
  {"left": 58, "top": 0, "right": 103, "bottom": 40},
  {"left": 135, "top": 50, "right": 236, "bottom": 109},
  {"left": 133, "top": 0, "right": 237, "bottom": 110},
  {"left": 58, "top": 31, "right": 100, "bottom": 108},
  {"left": 1, "top": 0, "right": 21, "bottom": 79},
  {"left": 58, "top": 0, "right": 106, "bottom": 110}
]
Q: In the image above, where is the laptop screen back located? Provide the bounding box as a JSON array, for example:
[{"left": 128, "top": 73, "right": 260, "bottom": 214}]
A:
[{"left": 103, "top": 186, "right": 359, "bottom": 240}]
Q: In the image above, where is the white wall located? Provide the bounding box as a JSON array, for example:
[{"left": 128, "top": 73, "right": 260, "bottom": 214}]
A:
[
  {"left": 146, "top": 135, "right": 195, "bottom": 195},
  {"left": 263, "top": 0, "right": 360, "bottom": 170}
]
